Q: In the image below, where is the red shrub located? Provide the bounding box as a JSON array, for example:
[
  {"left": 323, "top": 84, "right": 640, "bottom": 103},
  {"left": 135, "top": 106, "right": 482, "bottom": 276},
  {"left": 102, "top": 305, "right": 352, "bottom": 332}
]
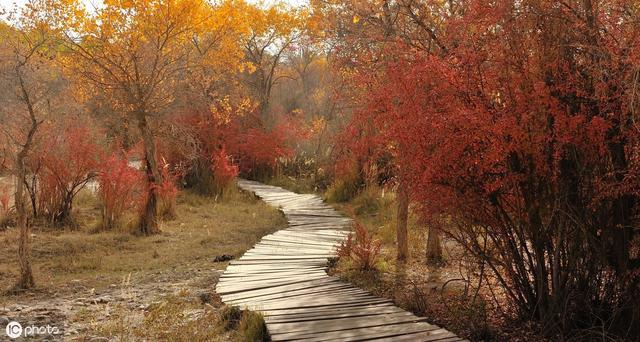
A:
[
  {"left": 337, "top": 222, "right": 381, "bottom": 271},
  {"left": 165, "top": 107, "right": 296, "bottom": 189},
  {"left": 163, "top": 110, "right": 231, "bottom": 194},
  {"left": 341, "top": 1, "right": 640, "bottom": 336},
  {"left": 38, "top": 123, "right": 104, "bottom": 226},
  {"left": 223, "top": 117, "right": 293, "bottom": 179},
  {"left": 97, "top": 154, "right": 145, "bottom": 230},
  {"left": 155, "top": 163, "right": 178, "bottom": 219},
  {"left": 210, "top": 147, "right": 239, "bottom": 194}
]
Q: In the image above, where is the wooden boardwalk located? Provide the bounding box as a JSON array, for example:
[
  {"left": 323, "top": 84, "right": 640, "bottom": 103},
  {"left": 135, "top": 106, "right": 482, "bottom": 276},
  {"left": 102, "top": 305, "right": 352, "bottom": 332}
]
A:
[{"left": 216, "top": 180, "right": 466, "bottom": 341}]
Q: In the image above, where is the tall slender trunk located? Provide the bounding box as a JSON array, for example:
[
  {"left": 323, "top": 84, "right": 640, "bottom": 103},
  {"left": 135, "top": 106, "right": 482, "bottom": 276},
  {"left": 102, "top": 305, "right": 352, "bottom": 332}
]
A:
[
  {"left": 137, "top": 113, "right": 162, "bottom": 235},
  {"left": 15, "top": 157, "right": 34, "bottom": 289},
  {"left": 13, "top": 66, "right": 37, "bottom": 290},
  {"left": 426, "top": 226, "right": 442, "bottom": 263},
  {"left": 397, "top": 176, "right": 409, "bottom": 262}
]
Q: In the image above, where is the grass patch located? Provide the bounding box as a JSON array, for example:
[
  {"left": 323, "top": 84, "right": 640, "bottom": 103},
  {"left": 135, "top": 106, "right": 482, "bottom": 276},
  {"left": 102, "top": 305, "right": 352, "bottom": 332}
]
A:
[
  {"left": 266, "top": 174, "right": 319, "bottom": 194},
  {"left": 91, "top": 291, "right": 270, "bottom": 341},
  {"left": 0, "top": 185, "right": 287, "bottom": 293},
  {"left": 331, "top": 185, "right": 425, "bottom": 258},
  {"left": 239, "top": 310, "right": 269, "bottom": 342},
  {"left": 325, "top": 176, "right": 362, "bottom": 203}
]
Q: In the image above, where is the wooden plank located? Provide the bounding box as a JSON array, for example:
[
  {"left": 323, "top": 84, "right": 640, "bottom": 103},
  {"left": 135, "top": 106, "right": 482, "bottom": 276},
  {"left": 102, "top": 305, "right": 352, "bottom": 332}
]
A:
[
  {"left": 243, "top": 298, "right": 393, "bottom": 312},
  {"left": 264, "top": 306, "right": 405, "bottom": 323},
  {"left": 267, "top": 311, "right": 426, "bottom": 335},
  {"left": 263, "top": 303, "right": 396, "bottom": 317},
  {"left": 257, "top": 298, "right": 394, "bottom": 313},
  {"left": 217, "top": 276, "right": 329, "bottom": 295},
  {"left": 269, "top": 321, "right": 438, "bottom": 341},
  {"left": 229, "top": 259, "right": 329, "bottom": 266},
  {"left": 367, "top": 329, "right": 462, "bottom": 342},
  {"left": 220, "top": 278, "right": 344, "bottom": 301},
  {"left": 224, "top": 283, "right": 362, "bottom": 304}
]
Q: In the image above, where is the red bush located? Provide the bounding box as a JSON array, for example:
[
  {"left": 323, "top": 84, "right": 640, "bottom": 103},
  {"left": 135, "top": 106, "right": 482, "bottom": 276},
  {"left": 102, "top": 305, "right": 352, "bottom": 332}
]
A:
[
  {"left": 210, "top": 147, "right": 239, "bottom": 194},
  {"left": 165, "top": 108, "right": 294, "bottom": 191},
  {"left": 97, "top": 154, "right": 145, "bottom": 230},
  {"left": 337, "top": 222, "right": 382, "bottom": 271},
  {"left": 154, "top": 163, "right": 178, "bottom": 218},
  {"left": 341, "top": 1, "right": 640, "bottom": 336},
  {"left": 38, "top": 123, "right": 104, "bottom": 226},
  {"left": 223, "top": 114, "right": 294, "bottom": 179}
]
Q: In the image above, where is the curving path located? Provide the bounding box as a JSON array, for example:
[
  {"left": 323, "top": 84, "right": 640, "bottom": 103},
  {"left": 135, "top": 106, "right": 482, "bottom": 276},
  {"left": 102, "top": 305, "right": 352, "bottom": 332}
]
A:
[{"left": 216, "top": 180, "right": 466, "bottom": 341}]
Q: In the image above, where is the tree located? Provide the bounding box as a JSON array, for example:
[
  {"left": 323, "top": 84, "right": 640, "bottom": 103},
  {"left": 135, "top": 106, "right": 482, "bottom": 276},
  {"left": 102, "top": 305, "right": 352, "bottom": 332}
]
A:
[
  {"left": 184, "top": 0, "right": 252, "bottom": 110},
  {"left": 353, "top": 0, "right": 640, "bottom": 337},
  {"left": 0, "top": 12, "right": 58, "bottom": 290},
  {"left": 59, "top": 0, "right": 214, "bottom": 234},
  {"left": 313, "top": 0, "right": 450, "bottom": 263},
  {"left": 243, "top": 3, "right": 306, "bottom": 125}
]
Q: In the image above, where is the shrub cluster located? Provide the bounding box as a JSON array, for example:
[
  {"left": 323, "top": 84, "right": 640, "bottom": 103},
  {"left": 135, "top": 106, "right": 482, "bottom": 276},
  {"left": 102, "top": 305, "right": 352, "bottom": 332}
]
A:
[{"left": 337, "top": 222, "right": 382, "bottom": 271}]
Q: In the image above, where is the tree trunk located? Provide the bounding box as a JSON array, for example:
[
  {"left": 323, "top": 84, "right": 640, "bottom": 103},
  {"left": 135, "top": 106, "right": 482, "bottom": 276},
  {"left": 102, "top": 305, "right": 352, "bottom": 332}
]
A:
[
  {"left": 137, "top": 113, "right": 162, "bottom": 235},
  {"left": 426, "top": 226, "right": 442, "bottom": 264},
  {"left": 15, "top": 158, "right": 34, "bottom": 290},
  {"left": 396, "top": 177, "right": 409, "bottom": 262},
  {"left": 55, "top": 195, "right": 74, "bottom": 227}
]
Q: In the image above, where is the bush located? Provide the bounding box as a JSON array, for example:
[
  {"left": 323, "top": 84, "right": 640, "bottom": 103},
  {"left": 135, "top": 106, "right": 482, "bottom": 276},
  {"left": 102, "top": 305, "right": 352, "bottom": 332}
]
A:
[
  {"left": 219, "top": 305, "right": 270, "bottom": 341},
  {"left": 337, "top": 222, "right": 382, "bottom": 271},
  {"left": 210, "top": 148, "right": 239, "bottom": 196},
  {"left": 155, "top": 164, "right": 178, "bottom": 219},
  {"left": 97, "top": 154, "right": 145, "bottom": 230},
  {"left": 239, "top": 310, "right": 270, "bottom": 342},
  {"left": 219, "top": 305, "right": 243, "bottom": 331},
  {"left": 37, "top": 123, "right": 103, "bottom": 226}
]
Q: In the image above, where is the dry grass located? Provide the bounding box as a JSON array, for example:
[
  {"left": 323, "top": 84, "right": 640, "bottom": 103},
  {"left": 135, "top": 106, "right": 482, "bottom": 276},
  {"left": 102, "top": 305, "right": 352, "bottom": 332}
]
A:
[
  {"left": 0, "top": 185, "right": 287, "bottom": 294},
  {"left": 88, "top": 291, "right": 268, "bottom": 342},
  {"left": 331, "top": 185, "right": 429, "bottom": 261},
  {"left": 266, "top": 174, "right": 319, "bottom": 194}
]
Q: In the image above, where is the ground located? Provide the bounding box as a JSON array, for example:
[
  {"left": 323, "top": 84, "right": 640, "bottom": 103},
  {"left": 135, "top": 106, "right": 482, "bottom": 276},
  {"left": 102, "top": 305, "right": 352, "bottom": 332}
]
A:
[{"left": 0, "top": 186, "right": 286, "bottom": 341}]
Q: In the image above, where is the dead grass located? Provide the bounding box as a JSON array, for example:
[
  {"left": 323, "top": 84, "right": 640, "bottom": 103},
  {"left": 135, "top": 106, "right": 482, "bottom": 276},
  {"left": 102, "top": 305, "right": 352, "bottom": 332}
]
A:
[
  {"left": 331, "top": 185, "right": 430, "bottom": 261},
  {"left": 266, "top": 174, "right": 319, "bottom": 194},
  {"left": 82, "top": 290, "right": 269, "bottom": 342},
  {"left": 0, "top": 185, "right": 287, "bottom": 295}
]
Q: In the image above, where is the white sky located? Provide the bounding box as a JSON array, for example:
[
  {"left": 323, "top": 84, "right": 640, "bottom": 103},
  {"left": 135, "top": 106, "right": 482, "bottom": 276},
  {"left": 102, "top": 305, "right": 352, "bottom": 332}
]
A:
[
  {"left": 0, "top": 0, "right": 308, "bottom": 12},
  {"left": 0, "top": 0, "right": 101, "bottom": 12}
]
